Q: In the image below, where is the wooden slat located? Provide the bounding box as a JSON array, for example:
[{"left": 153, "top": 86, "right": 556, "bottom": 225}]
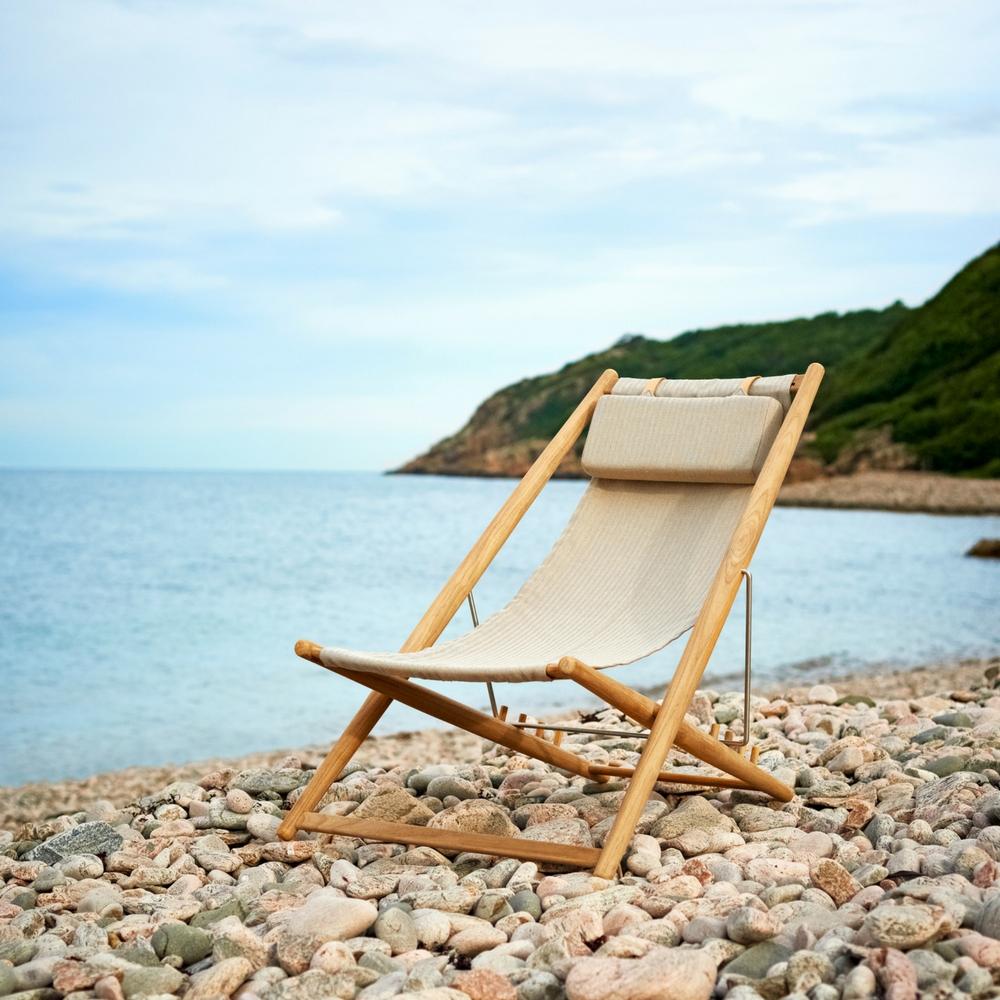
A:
[
  {"left": 591, "top": 362, "right": 824, "bottom": 877},
  {"left": 298, "top": 813, "right": 601, "bottom": 868}
]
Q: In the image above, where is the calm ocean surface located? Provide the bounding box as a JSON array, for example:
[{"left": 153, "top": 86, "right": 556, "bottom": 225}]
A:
[{"left": 2, "top": 470, "right": 999, "bottom": 786}]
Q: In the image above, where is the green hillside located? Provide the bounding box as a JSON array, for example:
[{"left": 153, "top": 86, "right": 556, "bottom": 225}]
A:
[
  {"left": 397, "top": 244, "right": 999, "bottom": 478},
  {"left": 812, "top": 243, "right": 1000, "bottom": 477}
]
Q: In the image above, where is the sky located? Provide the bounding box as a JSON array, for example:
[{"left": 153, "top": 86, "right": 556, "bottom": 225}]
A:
[{"left": 1, "top": 1, "right": 998, "bottom": 471}]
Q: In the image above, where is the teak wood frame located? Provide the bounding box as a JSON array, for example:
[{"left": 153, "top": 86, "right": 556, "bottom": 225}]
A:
[{"left": 280, "top": 363, "right": 825, "bottom": 878}]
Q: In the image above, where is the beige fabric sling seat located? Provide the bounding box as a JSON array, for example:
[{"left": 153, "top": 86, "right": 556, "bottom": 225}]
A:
[
  {"left": 316, "top": 381, "right": 790, "bottom": 683},
  {"left": 282, "top": 365, "right": 825, "bottom": 876}
]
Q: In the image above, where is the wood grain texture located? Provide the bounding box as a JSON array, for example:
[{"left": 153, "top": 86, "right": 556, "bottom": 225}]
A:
[
  {"left": 297, "top": 813, "right": 602, "bottom": 867},
  {"left": 592, "top": 362, "right": 823, "bottom": 876}
]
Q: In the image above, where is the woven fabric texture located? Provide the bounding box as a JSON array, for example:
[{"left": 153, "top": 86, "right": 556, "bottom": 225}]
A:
[{"left": 581, "top": 394, "right": 783, "bottom": 484}]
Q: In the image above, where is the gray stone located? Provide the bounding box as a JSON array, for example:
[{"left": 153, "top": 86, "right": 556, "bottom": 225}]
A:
[
  {"left": 976, "top": 893, "right": 1000, "bottom": 939},
  {"left": 232, "top": 768, "right": 309, "bottom": 795},
  {"left": 373, "top": 907, "right": 418, "bottom": 955},
  {"left": 518, "top": 971, "right": 563, "bottom": 1000},
  {"left": 121, "top": 964, "right": 186, "bottom": 997},
  {"left": 474, "top": 891, "right": 513, "bottom": 923},
  {"left": 151, "top": 923, "right": 213, "bottom": 967},
  {"left": 907, "top": 948, "right": 957, "bottom": 989},
  {"left": 425, "top": 776, "right": 479, "bottom": 800},
  {"left": 924, "top": 755, "right": 968, "bottom": 778},
  {"left": 732, "top": 805, "right": 798, "bottom": 833},
  {"left": 510, "top": 889, "right": 542, "bottom": 920},
  {"left": 0, "top": 967, "right": 16, "bottom": 997},
  {"left": 721, "top": 941, "right": 793, "bottom": 980},
  {"left": 932, "top": 712, "right": 973, "bottom": 728},
  {"left": 26, "top": 822, "right": 123, "bottom": 864},
  {"left": 259, "top": 969, "right": 360, "bottom": 1000},
  {"left": 0, "top": 941, "right": 37, "bottom": 966}
]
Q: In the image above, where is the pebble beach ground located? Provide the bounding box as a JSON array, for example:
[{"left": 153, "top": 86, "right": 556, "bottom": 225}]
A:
[{"left": 3, "top": 656, "right": 1000, "bottom": 1000}]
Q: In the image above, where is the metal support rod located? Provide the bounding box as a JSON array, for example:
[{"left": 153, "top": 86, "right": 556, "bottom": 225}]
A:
[
  {"left": 467, "top": 589, "right": 500, "bottom": 718},
  {"left": 511, "top": 721, "right": 649, "bottom": 739},
  {"left": 722, "top": 569, "right": 752, "bottom": 749}
]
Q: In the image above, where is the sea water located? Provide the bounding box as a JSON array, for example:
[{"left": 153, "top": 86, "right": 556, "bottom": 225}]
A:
[{"left": 1, "top": 470, "right": 998, "bottom": 785}]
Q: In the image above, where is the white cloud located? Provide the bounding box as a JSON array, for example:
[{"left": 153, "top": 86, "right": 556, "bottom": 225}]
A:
[{"left": 774, "top": 135, "right": 1000, "bottom": 223}]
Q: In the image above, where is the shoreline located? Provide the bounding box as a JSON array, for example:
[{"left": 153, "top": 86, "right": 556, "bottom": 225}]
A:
[
  {"left": 392, "top": 469, "right": 1000, "bottom": 516},
  {"left": 3, "top": 654, "right": 996, "bottom": 830}
]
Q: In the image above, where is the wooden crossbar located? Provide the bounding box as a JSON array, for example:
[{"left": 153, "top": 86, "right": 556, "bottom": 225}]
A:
[{"left": 296, "top": 813, "right": 601, "bottom": 868}]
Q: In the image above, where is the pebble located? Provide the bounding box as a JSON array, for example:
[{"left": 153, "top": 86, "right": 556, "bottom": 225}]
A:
[
  {"left": 810, "top": 858, "right": 861, "bottom": 906},
  {"left": 861, "top": 902, "right": 947, "bottom": 949},
  {"left": 374, "top": 906, "right": 418, "bottom": 954},
  {"left": 352, "top": 785, "right": 436, "bottom": 825},
  {"left": 275, "top": 891, "right": 378, "bottom": 973},
  {"left": 26, "top": 821, "right": 123, "bottom": 863},
  {"left": 564, "top": 947, "right": 717, "bottom": 1000},
  {"left": 4, "top": 665, "right": 1000, "bottom": 1000},
  {"left": 726, "top": 906, "right": 780, "bottom": 944},
  {"left": 426, "top": 800, "right": 520, "bottom": 838}
]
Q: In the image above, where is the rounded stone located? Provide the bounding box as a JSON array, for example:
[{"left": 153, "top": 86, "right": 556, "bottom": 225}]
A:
[
  {"left": 565, "top": 947, "right": 717, "bottom": 1000},
  {"left": 726, "top": 906, "right": 779, "bottom": 945},
  {"left": 275, "top": 890, "right": 378, "bottom": 974},
  {"left": 862, "top": 903, "right": 945, "bottom": 950},
  {"left": 427, "top": 800, "right": 520, "bottom": 839},
  {"left": 151, "top": 923, "right": 213, "bottom": 966},
  {"left": 374, "top": 906, "right": 418, "bottom": 955},
  {"left": 510, "top": 889, "right": 542, "bottom": 920}
]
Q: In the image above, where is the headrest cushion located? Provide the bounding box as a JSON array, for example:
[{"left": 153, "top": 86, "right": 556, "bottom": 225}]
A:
[{"left": 582, "top": 394, "right": 784, "bottom": 484}]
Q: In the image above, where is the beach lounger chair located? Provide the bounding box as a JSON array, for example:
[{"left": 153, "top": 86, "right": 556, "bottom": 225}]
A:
[{"left": 280, "top": 364, "right": 824, "bottom": 876}]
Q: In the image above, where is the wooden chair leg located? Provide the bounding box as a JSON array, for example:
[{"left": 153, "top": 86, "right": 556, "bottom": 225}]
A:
[
  {"left": 592, "top": 680, "right": 693, "bottom": 877},
  {"left": 277, "top": 691, "right": 392, "bottom": 840}
]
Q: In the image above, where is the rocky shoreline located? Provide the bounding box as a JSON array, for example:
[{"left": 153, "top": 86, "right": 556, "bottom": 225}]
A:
[
  {"left": 2, "top": 655, "right": 1000, "bottom": 1000},
  {"left": 395, "top": 468, "right": 1000, "bottom": 516},
  {"left": 777, "top": 471, "right": 1000, "bottom": 516}
]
